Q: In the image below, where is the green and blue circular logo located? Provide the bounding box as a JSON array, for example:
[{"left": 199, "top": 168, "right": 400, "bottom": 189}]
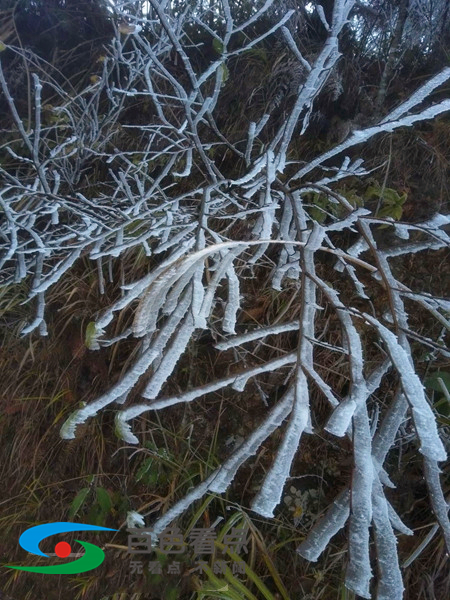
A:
[{"left": 4, "top": 522, "right": 117, "bottom": 574}]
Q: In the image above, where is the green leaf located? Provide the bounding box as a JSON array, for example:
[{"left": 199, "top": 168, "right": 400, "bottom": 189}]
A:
[
  {"left": 212, "top": 38, "right": 224, "bottom": 54},
  {"left": 425, "top": 371, "right": 450, "bottom": 393},
  {"left": 96, "top": 487, "right": 112, "bottom": 513},
  {"left": 219, "top": 64, "right": 229, "bottom": 85},
  {"left": 135, "top": 457, "right": 159, "bottom": 485},
  {"left": 309, "top": 207, "right": 326, "bottom": 223},
  {"left": 0, "top": 41, "right": 6, "bottom": 52},
  {"left": 434, "top": 397, "right": 450, "bottom": 417},
  {"left": 85, "top": 321, "right": 97, "bottom": 349},
  {"left": 378, "top": 204, "right": 403, "bottom": 220},
  {"left": 164, "top": 586, "right": 181, "bottom": 600},
  {"left": 87, "top": 505, "right": 105, "bottom": 526},
  {"left": 69, "top": 488, "right": 90, "bottom": 519},
  {"left": 345, "top": 191, "right": 364, "bottom": 208},
  {"left": 364, "top": 185, "right": 381, "bottom": 200},
  {"left": 382, "top": 187, "right": 400, "bottom": 205}
]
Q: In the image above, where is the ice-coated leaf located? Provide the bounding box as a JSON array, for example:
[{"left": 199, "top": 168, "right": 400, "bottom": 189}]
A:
[{"left": 251, "top": 375, "right": 309, "bottom": 517}]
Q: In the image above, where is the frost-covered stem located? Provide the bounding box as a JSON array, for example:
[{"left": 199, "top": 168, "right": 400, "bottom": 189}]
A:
[
  {"left": 312, "top": 276, "right": 368, "bottom": 436},
  {"left": 360, "top": 311, "right": 446, "bottom": 461},
  {"left": 232, "top": 0, "right": 276, "bottom": 33},
  {"left": 372, "top": 390, "right": 409, "bottom": 471},
  {"left": 281, "top": 26, "right": 311, "bottom": 71},
  {"left": 208, "top": 386, "right": 295, "bottom": 494},
  {"left": 290, "top": 68, "right": 450, "bottom": 182},
  {"left": 148, "top": 0, "right": 203, "bottom": 92},
  {"left": 274, "top": 0, "right": 355, "bottom": 163},
  {"left": 251, "top": 203, "right": 324, "bottom": 517},
  {"left": 228, "top": 10, "right": 296, "bottom": 57},
  {"left": 306, "top": 270, "right": 373, "bottom": 596},
  {"left": 346, "top": 404, "right": 373, "bottom": 598},
  {"left": 359, "top": 219, "right": 448, "bottom": 551},
  {"left": 372, "top": 477, "right": 405, "bottom": 600},
  {"left": 138, "top": 386, "right": 295, "bottom": 536},
  {"left": 0, "top": 59, "right": 34, "bottom": 157},
  {"left": 358, "top": 221, "right": 446, "bottom": 458},
  {"left": 115, "top": 351, "right": 298, "bottom": 441},
  {"left": 296, "top": 489, "right": 351, "bottom": 561},
  {"left": 61, "top": 289, "right": 193, "bottom": 440},
  {"left": 296, "top": 358, "right": 393, "bottom": 563}
]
